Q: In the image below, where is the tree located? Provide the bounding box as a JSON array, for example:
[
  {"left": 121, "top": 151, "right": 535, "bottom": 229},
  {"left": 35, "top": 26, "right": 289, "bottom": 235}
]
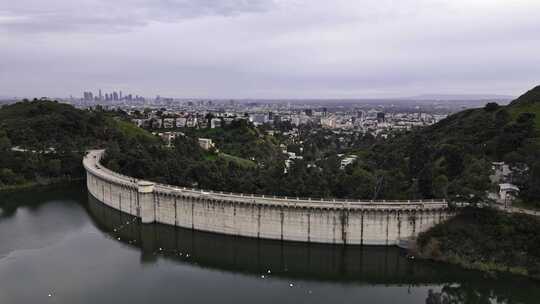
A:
[
  {"left": 46, "top": 159, "right": 62, "bottom": 176},
  {"left": 525, "top": 161, "right": 540, "bottom": 204},
  {"left": 439, "top": 144, "right": 464, "bottom": 179},
  {"left": 433, "top": 175, "right": 449, "bottom": 198},
  {"left": 418, "top": 165, "right": 434, "bottom": 198},
  {"left": 484, "top": 102, "right": 500, "bottom": 112},
  {"left": 0, "top": 130, "right": 11, "bottom": 151},
  {"left": 0, "top": 168, "right": 17, "bottom": 185}
]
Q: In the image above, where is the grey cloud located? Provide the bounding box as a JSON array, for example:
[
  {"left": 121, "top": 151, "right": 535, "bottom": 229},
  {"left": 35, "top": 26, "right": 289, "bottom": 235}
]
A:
[
  {"left": 1, "top": 0, "right": 539, "bottom": 98},
  {"left": 0, "top": 0, "right": 276, "bottom": 33}
]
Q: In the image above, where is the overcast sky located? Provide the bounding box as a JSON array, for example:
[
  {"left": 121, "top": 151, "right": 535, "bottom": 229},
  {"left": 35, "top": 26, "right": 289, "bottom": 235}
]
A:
[{"left": 1, "top": 0, "right": 539, "bottom": 99}]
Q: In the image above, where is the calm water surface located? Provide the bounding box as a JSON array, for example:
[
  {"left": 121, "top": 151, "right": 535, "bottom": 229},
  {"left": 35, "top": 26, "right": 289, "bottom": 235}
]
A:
[{"left": 1, "top": 185, "right": 539, "bottom": 304}]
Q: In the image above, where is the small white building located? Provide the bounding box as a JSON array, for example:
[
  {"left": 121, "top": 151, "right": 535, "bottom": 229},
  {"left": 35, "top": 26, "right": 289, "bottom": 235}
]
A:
[
  {"left": 210, "top": 118, "right": 222, "bottom": 129},
  {"left": 186, "top": 117, "right": 198, "bottom": 128},
  {"left": 198, "top": 138, "right": 215, "bottom": 151},
  {"left": 284, "top": 159, "right": 293, "bottom": 173},
  {"left": 340, "top": 155, "right": 358, "bottom": 170},
  {"left": 499, "top": 183, "right": 520, "bottom": 207},
  {"left": 131, "top": 118, "right": 149, "bottom": 128},
  {"left": 157, "top": 132, "right": 182, "bottom": 147},
  {"left": 176, "top": 117, "right": 187, "bottom": 128},
  {"left": 163, "top": 118, "right": 175, "bottom": 129}
]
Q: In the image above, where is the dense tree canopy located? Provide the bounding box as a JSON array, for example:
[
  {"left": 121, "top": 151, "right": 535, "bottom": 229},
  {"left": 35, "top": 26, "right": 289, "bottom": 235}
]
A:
[{"left": 0, "top": 99, "right": 155, "bottom": 189}]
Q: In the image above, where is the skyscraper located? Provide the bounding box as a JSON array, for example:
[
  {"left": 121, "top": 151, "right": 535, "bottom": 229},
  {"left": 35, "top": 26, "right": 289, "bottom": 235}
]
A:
[
  {"left": 377, "top": 112, "right": 386, "bottom": 123},
  {"left": 83, "top": 91, "right": 93, "bottom": 101}
]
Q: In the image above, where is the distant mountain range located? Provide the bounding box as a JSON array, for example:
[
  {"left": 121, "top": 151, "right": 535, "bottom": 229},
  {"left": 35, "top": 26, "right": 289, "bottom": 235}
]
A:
[{"left": 399, "top": 94, "right": 515, "bottom": 101}]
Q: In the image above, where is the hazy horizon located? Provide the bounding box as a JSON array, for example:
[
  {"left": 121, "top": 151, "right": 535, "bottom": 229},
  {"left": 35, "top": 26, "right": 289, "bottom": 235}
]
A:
[{"left": 1, "top": 0, "right": 539, "bottom": 99}]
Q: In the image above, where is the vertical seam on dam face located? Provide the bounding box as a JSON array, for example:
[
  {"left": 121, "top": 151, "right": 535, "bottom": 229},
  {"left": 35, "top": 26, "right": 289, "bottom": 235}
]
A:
[
  {"left": 191, "top": 201, "right": 194, "bottom": 230},
  {"left": 307, "top": 211, "right": 311, "bottom": 242},
  {"left": 83, "top": 150, "right": 455, "bottom": 246},
  {"left": 280, "top": 208, "right": 284, "bottom": 241},
  {"left": 340, "top": 209, "right": 348, "bottom": 245},
  {"left": 155, "top": 194, "right": 158, "bottom": 222},
  {"left": 137, "top": 190, "right": 141, "bottom": 217},
  {"left": 412, "top": 212, "right": 417, "bottom": 237},
  {"left": 257, "top": 205, "right": 261, "bottom": 239},
  {"left": 386, "top": 213, "right": 389, "bottom": 245},
  {"left": 397, "top": 211, "right": 401, "bottom": 240},
  {"left": 174, "top": 197, "right": 178, "bottom": 225},
  {"left": 360, "top": 211, "right": 364, "bottom": 245},
  {"left": 332, "top": 214, "right": 337, "bottom": 244}
]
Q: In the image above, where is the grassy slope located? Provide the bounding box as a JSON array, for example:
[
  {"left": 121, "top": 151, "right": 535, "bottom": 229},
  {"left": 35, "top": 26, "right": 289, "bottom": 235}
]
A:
[
  {"left": 510, "top": 103, "right": 540, "bottom": 137},
  {"left": 509, "top": 85, "right": 540, "bottom": 134},
  {"left": 218, "top": 153, "right": 256, "bottom": 168},
  {"left": 183, "top": 122, "right": 281, "bottom": 164},
  {"left": 113, "top": 119, "right": 156, "bottom": 141}
]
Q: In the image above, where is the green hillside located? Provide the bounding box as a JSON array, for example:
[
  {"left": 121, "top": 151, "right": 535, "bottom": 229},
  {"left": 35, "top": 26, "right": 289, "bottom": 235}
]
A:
[
  {"left": 509, "top": 86, "right": 540, "bottom": 133},
  {"left": 0, "top": 100, "right": 156, "bottom": 190},
  {"left": 0, "top": 100, "right": 155, "bottom": 150},
  {"left": 418, "top": 207, "right": 540, "bottom": 279},
  {"left": 355, "top": 86, "right": 540, "bottom": 204}
]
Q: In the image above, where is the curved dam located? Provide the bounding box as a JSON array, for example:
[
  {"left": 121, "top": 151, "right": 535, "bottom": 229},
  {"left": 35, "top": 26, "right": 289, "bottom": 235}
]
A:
[
  {"left": 84, "top": 150, "right": 456, "bottom": 246},
  {"left": 86, "top": 194, "right": 478, "bottom": 285}
]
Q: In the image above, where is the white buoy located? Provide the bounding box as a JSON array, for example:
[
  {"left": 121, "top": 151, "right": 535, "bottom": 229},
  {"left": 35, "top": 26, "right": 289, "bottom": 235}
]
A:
[{"left": 289, "top": 283, "right": 294, "bottom": 287}]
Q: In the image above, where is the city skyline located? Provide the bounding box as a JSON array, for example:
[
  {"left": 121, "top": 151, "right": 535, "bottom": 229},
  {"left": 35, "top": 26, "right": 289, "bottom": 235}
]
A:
[{"left": 76, "top": 88, "right": 515, "bottom": 102}]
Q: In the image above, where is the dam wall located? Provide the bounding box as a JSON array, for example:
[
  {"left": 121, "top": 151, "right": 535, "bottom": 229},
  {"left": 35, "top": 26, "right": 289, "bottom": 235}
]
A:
[{"left": 84, "top": 150, "right": 456, "bottom": 246}]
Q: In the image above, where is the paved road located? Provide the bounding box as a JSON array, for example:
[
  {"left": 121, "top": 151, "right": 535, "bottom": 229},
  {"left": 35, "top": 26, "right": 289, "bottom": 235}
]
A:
[{"left": 495, "top": 205, "right": 540, "bottom": 217}]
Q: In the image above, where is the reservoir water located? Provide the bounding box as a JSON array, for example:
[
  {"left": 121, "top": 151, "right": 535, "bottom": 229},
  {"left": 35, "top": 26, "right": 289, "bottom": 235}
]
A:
[{"left": 1, "top": 185, "right": 539, "bottom": 304}]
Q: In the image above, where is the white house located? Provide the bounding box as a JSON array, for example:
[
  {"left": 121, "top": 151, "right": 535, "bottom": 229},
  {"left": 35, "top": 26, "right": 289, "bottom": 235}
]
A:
[
  {"left": 198, "top": 138, "right": 215, "bottom": 151},
  {"left": 340, "top": 155, "right": 358, "bottom": 170},
  {"left": 499, "top": 183, "right": 520, "bottom": 207}
]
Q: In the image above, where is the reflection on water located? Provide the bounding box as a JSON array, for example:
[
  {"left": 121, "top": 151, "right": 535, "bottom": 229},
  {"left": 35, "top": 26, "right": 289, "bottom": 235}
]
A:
[
  {"left": 87, "top": 194, "right": 453, "bottom": 283},
  {"left": 85, "top": 195, "right": 540, "bottom": 303},
  {"left": 0, "top": 186, "right": 539, "bottom": 304}
]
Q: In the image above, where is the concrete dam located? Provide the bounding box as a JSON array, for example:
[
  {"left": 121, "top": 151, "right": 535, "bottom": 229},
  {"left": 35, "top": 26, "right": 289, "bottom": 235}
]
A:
[{"left": 84, "top": 150, "right": 456, "bottom": 246}]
